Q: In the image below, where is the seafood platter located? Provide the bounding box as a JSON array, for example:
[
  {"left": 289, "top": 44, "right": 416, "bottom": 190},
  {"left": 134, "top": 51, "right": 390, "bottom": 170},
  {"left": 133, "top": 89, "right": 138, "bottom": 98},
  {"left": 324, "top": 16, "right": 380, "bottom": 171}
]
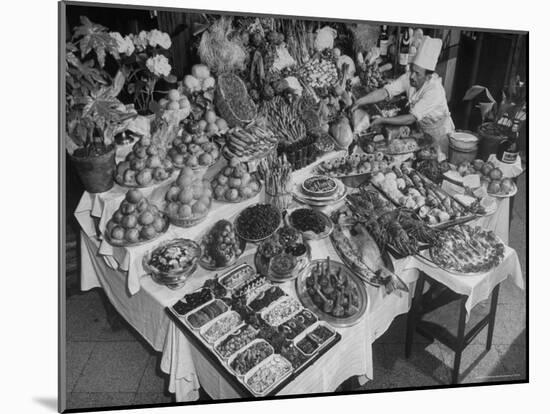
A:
[{"left": 167, "top": 263, "right": 341, "bottom": 397}]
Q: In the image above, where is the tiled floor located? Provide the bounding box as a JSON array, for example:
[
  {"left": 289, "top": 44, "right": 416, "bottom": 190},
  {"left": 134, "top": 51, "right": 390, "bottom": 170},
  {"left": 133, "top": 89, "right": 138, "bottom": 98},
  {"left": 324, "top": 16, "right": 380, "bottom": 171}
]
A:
[{"left": 64, "top": 173, "right": 527, "bottom": 410}]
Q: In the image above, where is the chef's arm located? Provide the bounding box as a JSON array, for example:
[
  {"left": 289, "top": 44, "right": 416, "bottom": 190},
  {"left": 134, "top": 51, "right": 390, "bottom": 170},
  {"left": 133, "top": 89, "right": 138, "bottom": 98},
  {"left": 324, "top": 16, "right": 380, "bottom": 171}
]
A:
[
  {"left": 352, "top": 88, "right": 389, "bottom": 110},
  {"left": 371, "top": 114, "right": 417, "bottom": 126}
]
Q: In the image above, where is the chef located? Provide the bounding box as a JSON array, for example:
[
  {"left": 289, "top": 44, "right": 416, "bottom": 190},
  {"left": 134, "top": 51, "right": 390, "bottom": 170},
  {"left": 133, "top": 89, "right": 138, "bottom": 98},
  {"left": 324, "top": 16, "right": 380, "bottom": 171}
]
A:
[{"left": 352, "top": 36, "right": 455, "bottom": 160}]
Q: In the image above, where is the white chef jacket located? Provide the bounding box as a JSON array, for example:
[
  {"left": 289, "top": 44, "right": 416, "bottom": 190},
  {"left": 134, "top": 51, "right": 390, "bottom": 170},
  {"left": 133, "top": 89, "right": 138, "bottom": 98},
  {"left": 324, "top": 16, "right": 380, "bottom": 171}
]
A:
[{"left": 384, "top": 72, "right": 455, "bottom": 159}]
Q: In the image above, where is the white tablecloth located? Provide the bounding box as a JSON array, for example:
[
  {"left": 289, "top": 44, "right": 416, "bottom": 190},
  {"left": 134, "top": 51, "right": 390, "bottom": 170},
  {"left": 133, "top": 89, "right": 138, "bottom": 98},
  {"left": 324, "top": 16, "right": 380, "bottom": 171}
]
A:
[{"left": 75, "top": 152, "right": 523, "bottom": 401}]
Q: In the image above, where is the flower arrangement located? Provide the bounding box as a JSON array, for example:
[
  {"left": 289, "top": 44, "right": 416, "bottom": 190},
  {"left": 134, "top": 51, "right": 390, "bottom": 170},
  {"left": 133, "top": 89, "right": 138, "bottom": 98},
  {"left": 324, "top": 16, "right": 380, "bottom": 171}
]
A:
[
  {"left": 116, "top": 29, "right": 177, "bottom": 113},
  {"left": 65, "top": 16, "right": 133, "bottom": 156}
]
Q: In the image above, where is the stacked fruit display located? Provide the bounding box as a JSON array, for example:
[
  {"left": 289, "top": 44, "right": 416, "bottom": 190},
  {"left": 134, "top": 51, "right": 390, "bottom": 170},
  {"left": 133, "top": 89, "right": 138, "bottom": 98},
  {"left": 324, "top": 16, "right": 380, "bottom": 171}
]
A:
[
  {"left": 168, "top": 129, "right": 221, "bottom": 170},
  {"left": 189, "top": 109, "right": 230, "bottom": 138},
  {"left": 212, "top": 157, "right": 262, "bottom": 202},
  {"left": 105, "top": 189, "right": 168, "bottom": 245},
  {"left": 442, "top": 159, "right": 516, "bottom": 196},
  {"left": 158, "top": 89, "right": 192, "bottom": 117},
  {"left": 164, "top": 167, "right": 213, "bottom": 227},
  {"left": 116, "top": 137, "right": 173, "bottom": 187},
  {"left": 200, "top": 219, "right": 245, "bottom": 269}
]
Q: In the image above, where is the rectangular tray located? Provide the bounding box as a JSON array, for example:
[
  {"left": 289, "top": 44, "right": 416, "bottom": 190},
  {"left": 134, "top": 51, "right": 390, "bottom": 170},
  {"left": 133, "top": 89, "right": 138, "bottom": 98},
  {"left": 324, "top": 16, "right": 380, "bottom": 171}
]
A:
[
  {"left": 172, "top": 288, "right": 214, "bottom": 317},
  {"left": 217, "top": 263, "right": 257, "bottom": 292},
  {"left": 213, "top": 324, "right": 259, "bottom": 361},
  {"left": 260, "top": 296, "right": 303, "bottom": 328},
  {"left": 200, "top": 311, "right": 242, "bottom": 345},
  {"left": 243, "top": 354, "right": 294, "bottom": 397},
  {"left": 227, "top": 338, "right": 275, "bottom": 378},
  {"left": 293, "top": 321, "right": 337, "bottom": 357},
  {"left": 185, "top": 299, "right": 228, "bottom": 330}
]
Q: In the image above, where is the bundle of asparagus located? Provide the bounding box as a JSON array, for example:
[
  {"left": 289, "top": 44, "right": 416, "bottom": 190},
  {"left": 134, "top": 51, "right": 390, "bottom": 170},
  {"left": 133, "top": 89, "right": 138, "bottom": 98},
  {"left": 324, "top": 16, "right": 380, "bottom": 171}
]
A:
[{"left": 258, "top": 152, "right": 293, "bottom": 210}]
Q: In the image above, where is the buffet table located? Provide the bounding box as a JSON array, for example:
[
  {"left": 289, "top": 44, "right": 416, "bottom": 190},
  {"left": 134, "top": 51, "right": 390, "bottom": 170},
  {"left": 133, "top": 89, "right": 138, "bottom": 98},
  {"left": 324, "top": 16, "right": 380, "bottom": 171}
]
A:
[{"left": 74, "top": 152, "right": 524, "bottom": 401}]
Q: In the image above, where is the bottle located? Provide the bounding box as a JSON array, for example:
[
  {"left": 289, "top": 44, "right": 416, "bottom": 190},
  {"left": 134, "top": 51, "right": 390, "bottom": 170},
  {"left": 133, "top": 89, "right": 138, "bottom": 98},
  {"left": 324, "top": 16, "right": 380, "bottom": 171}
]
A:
[
  {"left": 379, "top": 25, "right": 389, "bottom": 57},
  {"left": 497, "top": 119, "right": 520, "bottom": 164},
  {"left": 398, "top": 28, "right": 410, "bottom": 72}
]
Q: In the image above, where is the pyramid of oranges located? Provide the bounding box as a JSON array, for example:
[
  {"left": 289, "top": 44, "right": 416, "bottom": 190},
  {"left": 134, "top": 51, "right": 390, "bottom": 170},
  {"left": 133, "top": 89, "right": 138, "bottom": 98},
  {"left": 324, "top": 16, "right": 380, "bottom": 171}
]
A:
[{"left": 105, "top": 189, "right": 167, "bottom": 244}]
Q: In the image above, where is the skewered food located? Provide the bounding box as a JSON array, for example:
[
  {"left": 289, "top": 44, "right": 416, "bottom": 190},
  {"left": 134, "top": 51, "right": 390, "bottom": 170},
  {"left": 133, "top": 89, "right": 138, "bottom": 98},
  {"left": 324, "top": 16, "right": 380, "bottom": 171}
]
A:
[
  {"left": 201, "top": 220, "right": 244, "bottom": 268},
  {"left": 235, "top": 204, "right": 281, "bottom": 242},
  {"left": 173, "top": 288, "right": 213, "bottom": 316},
  {"left": 105, "top": 189, "right": 167, "bottom": 245},
  {"left": 230, "top": 340, "right": 274, "bottom": 376},
  {"left": 430, "top": 225, "right": 505, "bottom": 274},
  {"left": 215, "top": 325, "right": 258, "bottom": 359},
  {"left": 248, "top": 286, "right": 285, "bottom": 312},
  {"left": 305, "top": 258, "right": 360, "bottom": 318},
  {"left": 202, "top": 311, "right": 242, "bottom": 344},
  {"left": 212, "top": 157, "right": 262, "bottom": 202},
  {"left": 187, "top": 300, "right": 228, "bottom": 329},
  {"left": 246, "top": 355, "right": 293, "bottom": 395}
]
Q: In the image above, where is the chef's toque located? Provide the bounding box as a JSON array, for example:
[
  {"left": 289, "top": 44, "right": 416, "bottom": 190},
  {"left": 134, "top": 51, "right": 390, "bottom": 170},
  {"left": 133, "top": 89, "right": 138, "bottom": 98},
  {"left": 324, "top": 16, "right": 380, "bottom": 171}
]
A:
[{"left": 413, "top": 36, "right": 442, "bottom": 71}]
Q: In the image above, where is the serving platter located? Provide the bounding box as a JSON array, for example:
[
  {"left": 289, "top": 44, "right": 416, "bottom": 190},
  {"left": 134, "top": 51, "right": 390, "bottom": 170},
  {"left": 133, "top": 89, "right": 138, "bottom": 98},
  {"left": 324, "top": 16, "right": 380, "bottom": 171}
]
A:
[
  {"left": 166, "top": 264, "right": 342, "bottom": 398},
  {"left": 234, "top": 203, "right": 283, "bottom": 243},
  {"left": 286, "top": 208, "right": 334, "bottom": 241},
  {"left": 295, "top": 259, "right": 368, "bottom": 328},
  {"left": 103, "top": 212, "right": 170, "bottom": 248}
]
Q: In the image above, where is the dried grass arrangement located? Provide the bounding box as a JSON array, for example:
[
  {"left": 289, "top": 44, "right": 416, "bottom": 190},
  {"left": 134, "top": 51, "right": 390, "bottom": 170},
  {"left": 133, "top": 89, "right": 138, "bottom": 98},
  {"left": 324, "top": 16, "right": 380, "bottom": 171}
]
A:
[{"left": 198, "top": 17, "right": 248, "bottom": 74}]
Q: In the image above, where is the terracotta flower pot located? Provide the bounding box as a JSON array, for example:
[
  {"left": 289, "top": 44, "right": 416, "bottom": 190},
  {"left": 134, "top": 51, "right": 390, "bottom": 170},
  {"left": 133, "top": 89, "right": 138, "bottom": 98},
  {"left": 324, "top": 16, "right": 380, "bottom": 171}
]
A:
[{"left": 69, "top": 144, "right": 116, "bottom": 194}]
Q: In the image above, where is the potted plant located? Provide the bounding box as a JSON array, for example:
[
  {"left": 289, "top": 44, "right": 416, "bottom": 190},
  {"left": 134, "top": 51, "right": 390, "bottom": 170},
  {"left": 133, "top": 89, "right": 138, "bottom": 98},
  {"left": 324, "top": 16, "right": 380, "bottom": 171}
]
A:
[{"left": 65, "top": 17, "right": 134, "bottom": 193}]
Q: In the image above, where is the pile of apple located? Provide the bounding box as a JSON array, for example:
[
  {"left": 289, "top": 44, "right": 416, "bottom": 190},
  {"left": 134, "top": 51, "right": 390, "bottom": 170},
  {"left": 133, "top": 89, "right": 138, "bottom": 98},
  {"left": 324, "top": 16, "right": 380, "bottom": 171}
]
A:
[
  {"left": 212, "top": 157, "right": 261, "bottom": 202},
  {"left": 168, "top": 128, "right": 220, "bottom": 169},
  {"left": 105, "top": 189, "right": 167, "bottom": 244},
  {"left": 188, "top": 109, "right": 229, "bottom": 138},
  {"left": 116, "top": 137, "right": 173, "bottom": 187},
  {"left": 164, "top": 167, "right": 213, "bottom": 225},
  {"left": 444, "top": 159, "right": 515, "bottom": 196}
]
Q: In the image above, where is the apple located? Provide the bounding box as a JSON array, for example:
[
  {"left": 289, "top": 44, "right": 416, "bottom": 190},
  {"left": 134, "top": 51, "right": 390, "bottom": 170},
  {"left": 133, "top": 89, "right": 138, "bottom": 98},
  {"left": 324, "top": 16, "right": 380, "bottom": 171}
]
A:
[
  {"left": 178, "top": 204, "right": 193, "bottom": 218},
  {"left": 112, "top": 210, "right": 124, "bottom": 224},
  {"left": 192, "top": 201, "right": 208, "bottom": 215},
  {"left": 500, "top": 178, "right": 514, "bottom": 194},
  {"left": 121, "top": 214, "right": 138, "bottom": 229},
  {"left": 138, "top": 211, "right": 155, "bottom": 226},
  {"left": 178, "top": 188, "right": 194, "bottom": 204},
  {"left": 480, "top": 163, "right": 493, "bottom": 177},
  {"left": 126, "top": 189, "right": 143, "bottom": 204},
  {"left": 110, "top": 225, "right": 125, "bottom": 240},
  {"left": 146, "top": 145, "right": 159, "bottom": 156},
  {"left": 146, "top": 155, "right": 162, "bottom": 169},
  {"left": 120, "top": 200, "right": 136, "bottom": 215},
  {"left": 162, "top": 159, "right": 173, "bottom": 170},
  {"left": 116, "top": 161, "right": 130, "bottom": 176},
  {"left": 167, "top": 202, "right": 179, "bottom": 217},
  {"left": 172, "top": 153, "right": 185, "bottom": 166},
  {"left": 488, "top": 181, "right": 501, "bottom": 194},
  {"left": 140, "top": 225, "right": 157, "bottom": 240},
  {"left": 125, "top": 228, "right": 140, "bottom": 243},
  {"left": 187, "top": 155, "right": 199, "bottom": 168},
  {"left": 136, "top": 169, "right": 153, "bottom": 186},
  {"left": 166, "top": 186, "right": 180, "bottom": 201},
  {"left": 489, "top": 168, "right": 503, "bottom": 181},
  {"left": 153, "top": 167, "right": 167, "bottom": 181},
  {"left": 134, "top": 146, "right": 148, "bottom": 159},
  {"left": 123, "top": 169, "right": 137, "bottom": 184},
  {"left": 136, "top": 198, "right": 149, "bottom": 213},
  {"left": 183, "top": 134, "right": 193, "bottom": 144},
  {"left": 176, "top": 173, "right": 193, "bottom": 188},
  {"left": 473, "top": 159, "right": 485, "bottom": 171},
  {"left": 152, "top": 217, "right": 166, "bottom": 232}
]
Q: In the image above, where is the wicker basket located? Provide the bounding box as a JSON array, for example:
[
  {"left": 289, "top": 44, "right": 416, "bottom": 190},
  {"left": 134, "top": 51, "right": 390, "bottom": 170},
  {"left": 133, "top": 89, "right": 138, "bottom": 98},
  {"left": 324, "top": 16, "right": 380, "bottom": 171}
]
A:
[{"left": 215, "top": 73, "right": 257, "bottom": 127}]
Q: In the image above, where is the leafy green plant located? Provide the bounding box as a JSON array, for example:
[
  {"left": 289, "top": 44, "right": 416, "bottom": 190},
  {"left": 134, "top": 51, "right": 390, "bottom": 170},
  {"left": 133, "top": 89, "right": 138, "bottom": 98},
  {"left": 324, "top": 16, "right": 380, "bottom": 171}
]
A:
[{"left": 65, "top": 16, "right": 130, "bottom": 155}]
